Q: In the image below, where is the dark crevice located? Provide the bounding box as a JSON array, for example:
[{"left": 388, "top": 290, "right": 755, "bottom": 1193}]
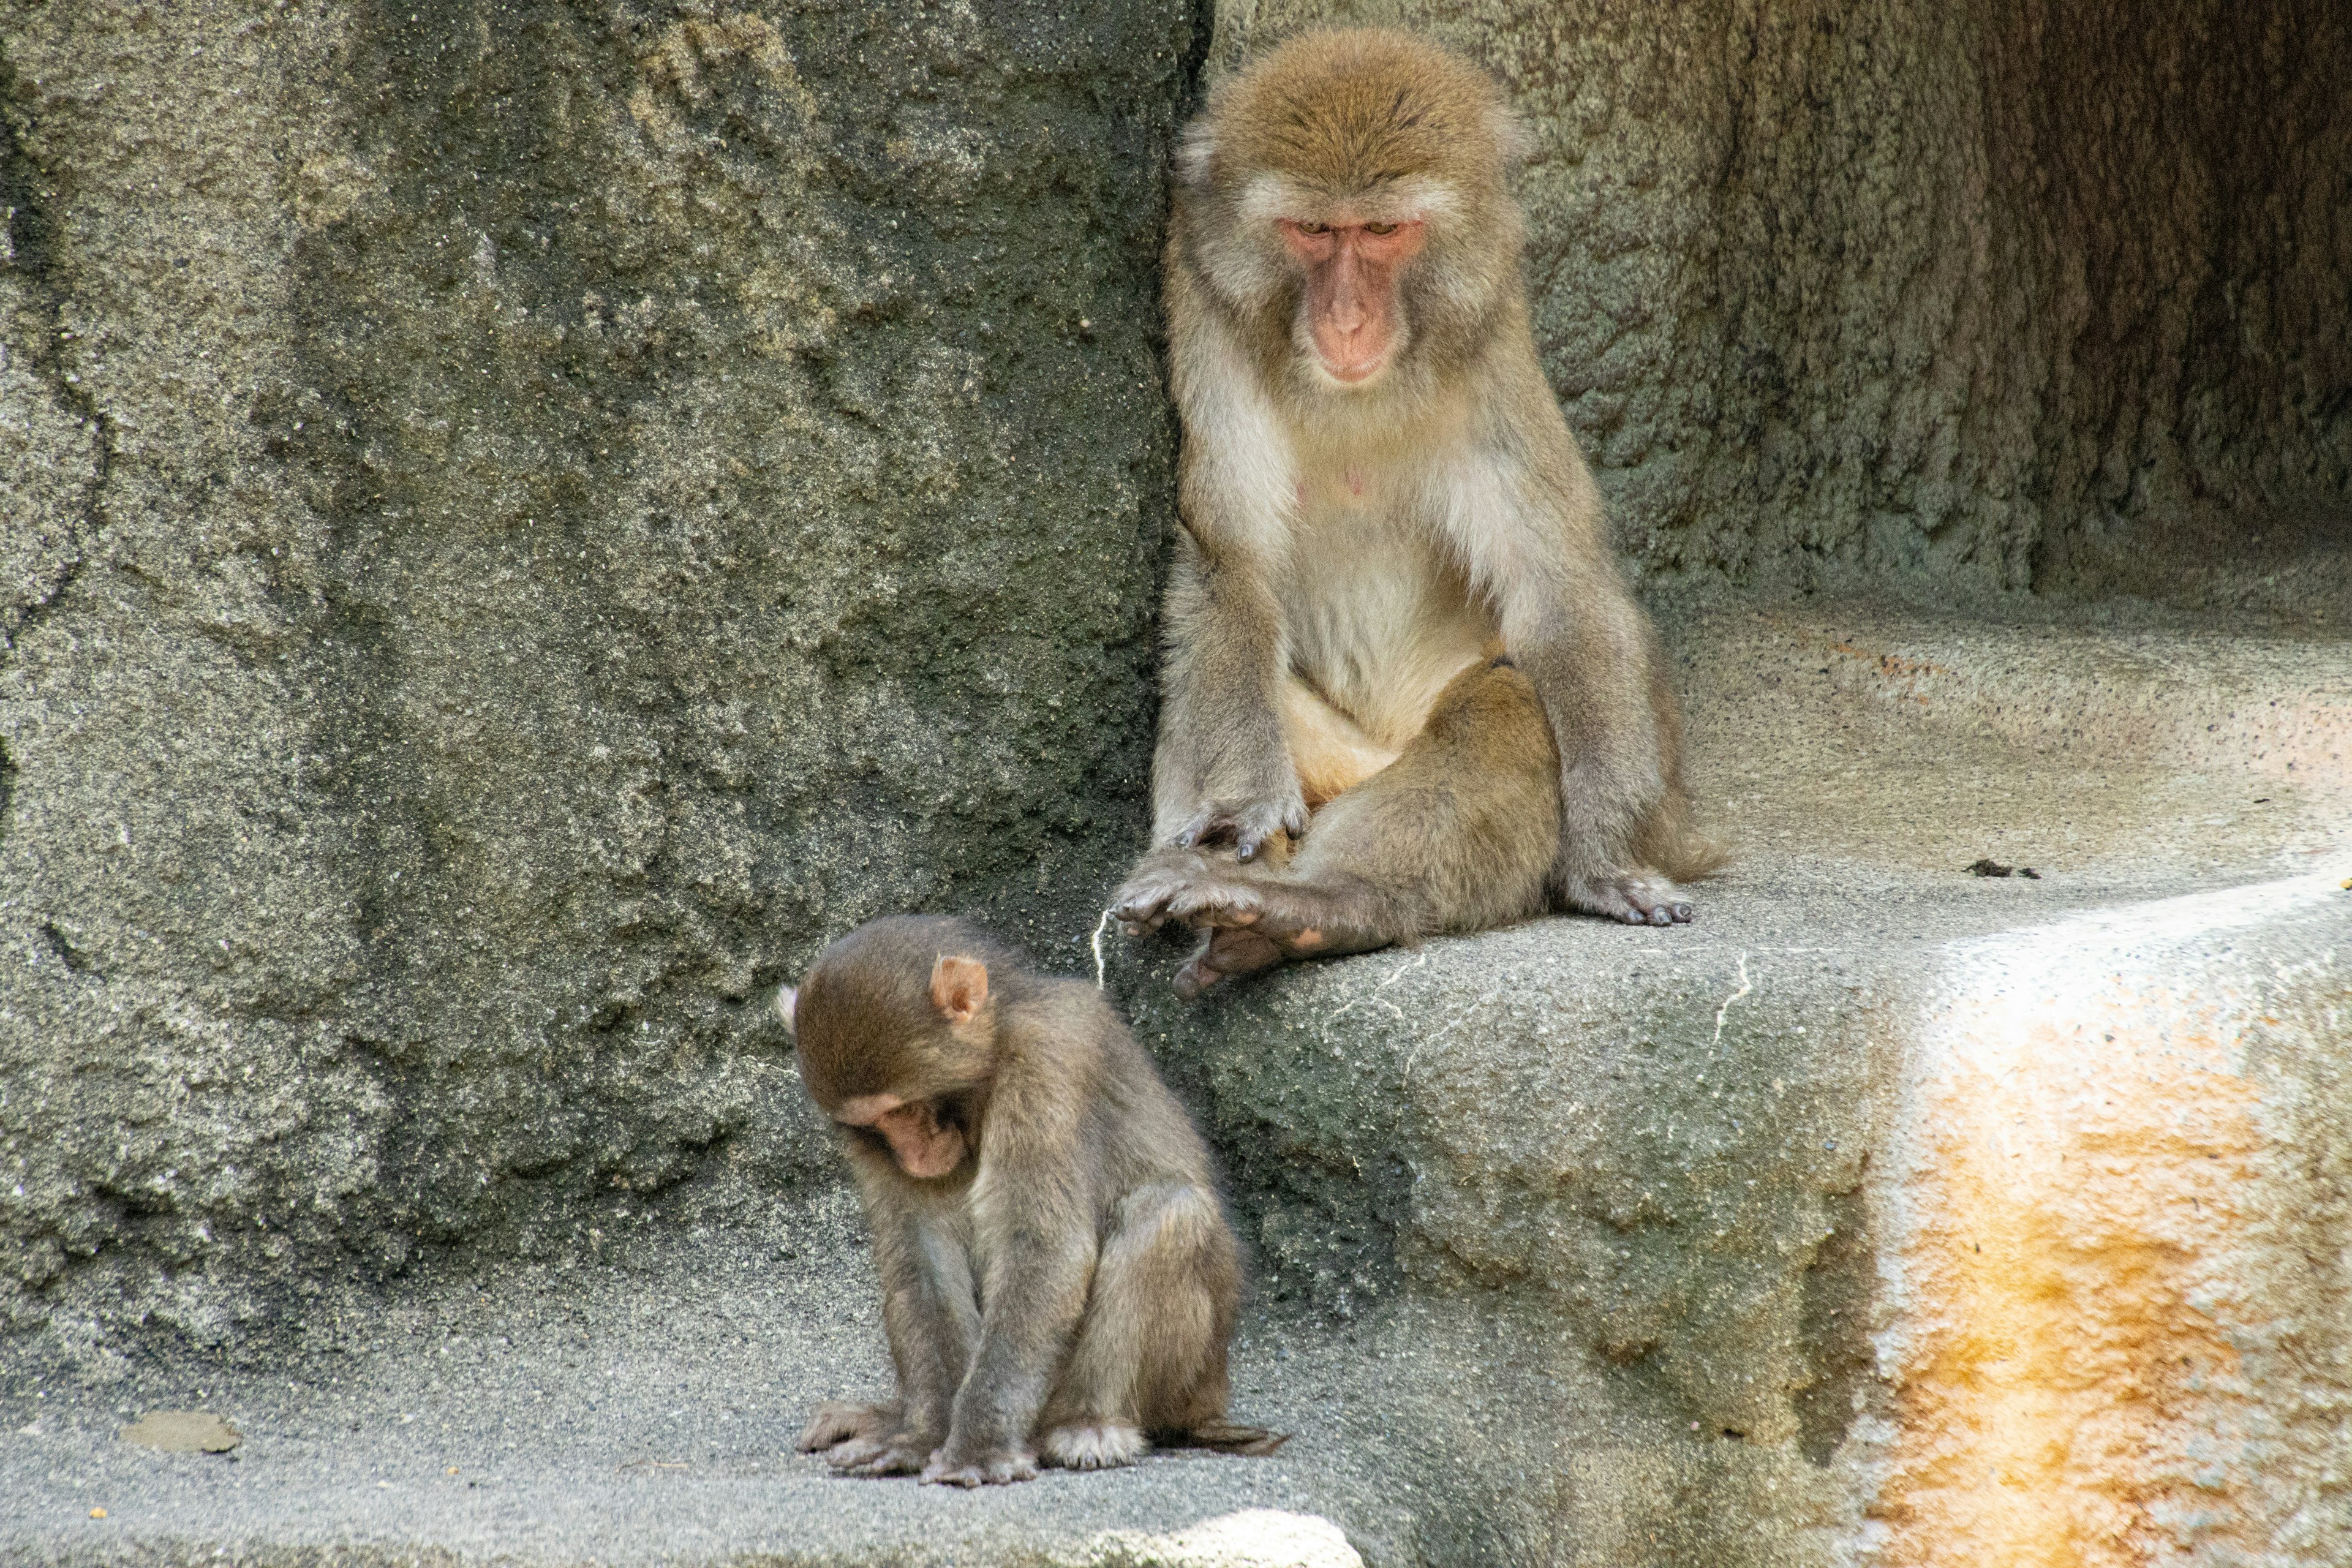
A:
[
  {"left": 39, "top": 919, "right": 96, "bottom": 976},
  {"left": 8, "top": 553, "right": 85, "bottom": 645},
  {"left": 1177, "top": 0, "right": 1216, "bottom": 118},
  {"left": 0, "top": 736, "right": 13, "bottom": 848},
  {"left": 0, "top": 45, "right": 109, "bottom": 639}
]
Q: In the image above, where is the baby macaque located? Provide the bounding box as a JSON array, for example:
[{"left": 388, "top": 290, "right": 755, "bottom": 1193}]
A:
[{"left": 779, "top": 916, "right": 1284, "bottom": 1485}]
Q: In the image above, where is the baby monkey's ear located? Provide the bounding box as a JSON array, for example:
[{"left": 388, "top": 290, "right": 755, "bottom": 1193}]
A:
[
  {"left": 775, "top": 984, "right": 799, "bottom": 1035},
  {"left": 929, "top": 956, "right": 989, "bottom": 1025}
]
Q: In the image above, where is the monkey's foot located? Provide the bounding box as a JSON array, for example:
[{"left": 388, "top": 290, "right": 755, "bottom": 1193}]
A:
[
  {"left": 919, "top": 1446, "right": 1039, "bottom": 1487},
  {"left": 818, "top": 1422, "right": 933, "bottom": 1477},
  {"left": 1169, "top": 886, "right": 1371, "bottom": 996},
  {"left": 1561, "top": 872, "right": 1694, "bottom": 927},
  {"left": 794, "top": 1400, "right": 895, "bottom": 1455},
  {"left": 1041, "top": 1421, "right": 1148, "bottom": 1471},
  {"left": 1173, "top": 925, "right": 1288, "bottom": 998}
]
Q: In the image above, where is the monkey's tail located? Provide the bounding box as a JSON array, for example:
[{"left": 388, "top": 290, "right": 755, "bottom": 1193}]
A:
[
  {"left": 1640, "top": 794, "right": 1732, "bottom": 884},
  {"left": 1179, "top": 1419, "right": 1292, "bottom": 1457}
]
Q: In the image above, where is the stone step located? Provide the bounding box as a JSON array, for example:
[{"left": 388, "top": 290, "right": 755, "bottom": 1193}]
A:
[
  {"left": 6, "top": 598, "right": 2346, "bottom": 1565},
  {"left": 1110, "top": 596, "right": 2352, "bottom": 1562}
]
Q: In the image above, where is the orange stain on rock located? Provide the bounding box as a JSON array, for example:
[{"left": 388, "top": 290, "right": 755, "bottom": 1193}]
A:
[{"left": 1883, "top": 987, "right": 2261, "bottom": 1566}]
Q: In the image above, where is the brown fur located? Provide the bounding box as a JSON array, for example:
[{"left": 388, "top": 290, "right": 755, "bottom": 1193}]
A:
[
  {"left": 781, "top": 917, "right": 1284, "bottom": 1485},
  {"left": 1119, "top": 658, "right": 1561, "bottom": 995},
  {"left": 1125, "top": 28, "right": 1722, "bottom": 973}
]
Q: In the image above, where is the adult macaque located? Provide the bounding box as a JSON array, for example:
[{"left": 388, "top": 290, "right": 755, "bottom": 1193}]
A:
[
  {"left": 1120, "top": 28, "right": 1719, "bottom": 980},
  {"left": 1120, "top": 655, "right": 1558, "bottom": 997},
  {"left": 780, "top": 916, "right": 1284, "bottom": 1485}
]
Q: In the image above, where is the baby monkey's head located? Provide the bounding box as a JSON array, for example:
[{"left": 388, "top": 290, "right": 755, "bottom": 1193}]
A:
[{"left": 780, "top": 914, "right": 1018, "bottom": 1181}]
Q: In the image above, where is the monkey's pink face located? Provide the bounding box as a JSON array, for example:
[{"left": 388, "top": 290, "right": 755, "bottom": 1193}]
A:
[
  {"left": 835, "top": 1092, "right": 969, "bottom": 1180},
  {"left": 1277, "top": 216, "right": 1428, "bottom": 387}
]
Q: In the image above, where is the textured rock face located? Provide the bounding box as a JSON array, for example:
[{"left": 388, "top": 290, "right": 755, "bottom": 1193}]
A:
[
  {"left": 0, "top": 0, "right": 1195, "bottom": 1352},
  {"left": 6, "top": 0, "right": 2348, "bottom": 1387},
  {"left": 1211, "top": 0, "right": 2352, "bottom": 601}
]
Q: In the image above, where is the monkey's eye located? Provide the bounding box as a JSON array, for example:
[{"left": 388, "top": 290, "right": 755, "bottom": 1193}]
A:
[
  {"left": 1294, "top": 221, "right": 1330, "bottom": 235},
  {"left": 1363, "top": 221, "right": 1399, "bottom": 236},
  {"left": 840, "top": 1124, "right": 892, "bottom": 1155}
]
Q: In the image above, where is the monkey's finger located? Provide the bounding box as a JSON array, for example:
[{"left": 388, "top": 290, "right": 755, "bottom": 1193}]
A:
[
  {"left": 1112, "top": 894, "right": 1172, "bottom": 932},
  {"left": 1170, "top": 808, "right": 1226, "bottom": 850}
]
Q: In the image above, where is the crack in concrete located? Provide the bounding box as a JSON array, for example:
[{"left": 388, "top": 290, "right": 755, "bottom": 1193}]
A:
[{"left": 1711, "top": 951, "right": 1753, "bottom": 1047}]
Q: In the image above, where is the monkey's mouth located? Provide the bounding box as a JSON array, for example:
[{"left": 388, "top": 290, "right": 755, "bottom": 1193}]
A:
[
  {"left": 1321, "top": 356, "right": 1387, "bottom": 385},
  {"left": 1311, "top": 345, "right": 1395, "bottom": 388}
]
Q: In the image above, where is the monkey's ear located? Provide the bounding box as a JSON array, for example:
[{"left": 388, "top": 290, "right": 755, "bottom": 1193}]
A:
[
  {"left": 930, "top": 955, "right": 989, "bottom": 1025},
  {"left": 775, "top": 984, "right": 798, "bottom": 1035}
]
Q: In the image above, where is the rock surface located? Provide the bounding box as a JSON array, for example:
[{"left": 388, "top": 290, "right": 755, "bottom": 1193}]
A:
[
  {"left": 1210, "top": 0, "right": 2352, "bottom": 601},
  {"left": 1, "top": 0, "right": 1192, "bottom": 1351},
  {"left": 4, "top": 595, "right": 2346, "bottom": 1564}
]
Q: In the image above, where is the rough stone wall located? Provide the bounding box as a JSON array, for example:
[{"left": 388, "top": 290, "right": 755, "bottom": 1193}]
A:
[
  {"left": 1212, "top": 0, "right": 2352, "bottom": 599},
  {"left": 0, "top": 0, "right": 1196, "bottom": 1355},
  {"left": 6, "top": 0, "right": 2345, "bottom": 1364}
]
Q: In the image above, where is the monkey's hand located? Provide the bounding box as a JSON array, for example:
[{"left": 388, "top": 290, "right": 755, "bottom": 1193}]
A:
[
  {"left": 1556, "top": 870, "right": 1694, "bottom": 927},
  {"left": 919, "top": 1443, "right": 1039, "bottom": 1488},
  {"left": 1112, "top": 846, "right": 1221, "bottom": 937},
  {"left": 1166, "top": 790, "right": 1306, "bottom": 865}
]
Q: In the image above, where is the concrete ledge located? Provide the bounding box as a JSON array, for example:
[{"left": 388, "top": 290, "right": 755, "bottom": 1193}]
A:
[{"left": 5, "top": 599, "right": 2347, "bottom": 1564}]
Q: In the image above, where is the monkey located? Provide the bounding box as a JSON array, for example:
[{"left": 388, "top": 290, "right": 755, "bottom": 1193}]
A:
[
  {"left": 1116, "top": 28, "right": 1722, "bottom": 987},
  {"left": 777, "top": 915, "right": 1286, "bottom": 1486},
  {"left": 1118, "top": 654, "right": 1558, "bottom": 997}
]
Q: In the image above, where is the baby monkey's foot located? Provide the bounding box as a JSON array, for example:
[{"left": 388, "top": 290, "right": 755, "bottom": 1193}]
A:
[
  {"left": 823, "top": 1433, "right": 933, "bottom": 1477},
  {"left": 1562, "top": 872, "right": 1693, "bottom": 926},
  {"left": 795, "top": 1400, "right": 895, "bottom": 1455},
  {"left": 920, "top": 1445, "right": 1039, "bottom": 1487},
  {"left": 1042, "top": 1421, "right": 1148, "bottom": 1471}
]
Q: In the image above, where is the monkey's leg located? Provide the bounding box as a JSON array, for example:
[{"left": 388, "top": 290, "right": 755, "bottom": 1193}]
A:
[
  {"left": 828, "top": 1205, "right": 979, "bottom": 1477},
  {"left": 1039, "top": 1182, "right": 1233, "bottom": 1469}
]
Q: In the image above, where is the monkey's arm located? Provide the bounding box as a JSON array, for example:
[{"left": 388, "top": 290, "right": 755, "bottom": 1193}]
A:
[
  {"left": 827, "top": 1171, "right": 979, "bottom": 1475},
  {"left": 922, "top": 1055, "right": 1096, "bottom": 1485},
  {"left": 1148, "top": 527, "right": 1305, "bottom": 862},
  {"left": 1145, "top": 265, "right": 1308, "bottom": 863}
]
